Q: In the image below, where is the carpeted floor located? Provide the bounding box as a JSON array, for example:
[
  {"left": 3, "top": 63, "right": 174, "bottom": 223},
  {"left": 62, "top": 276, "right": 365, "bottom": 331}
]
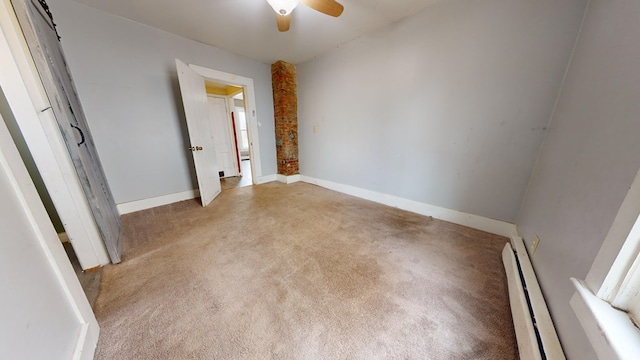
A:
[{"left": 94, "top": 182, "right": 518, "bottom": 359}]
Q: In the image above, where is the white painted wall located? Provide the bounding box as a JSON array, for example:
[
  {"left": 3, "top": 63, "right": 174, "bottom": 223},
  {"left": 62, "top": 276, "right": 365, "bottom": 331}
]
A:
[
  {"left": 517, "top": 0, "right": 640, "bottom": 359},
  {"left": 47, "top": 0, "right": 276, "bottom": 204},
  {"left": 297, "top": 0, "right": 587, "bottom": 222}
]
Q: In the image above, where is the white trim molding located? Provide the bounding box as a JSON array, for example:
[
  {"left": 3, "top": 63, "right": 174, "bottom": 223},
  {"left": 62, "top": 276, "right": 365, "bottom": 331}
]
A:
[
  {"left": 189, "top": 64, "right": 263, "bottom": 185},
  {"left": 276, "top": 174, "right": 301, "bottom": 184},
  {"left": 256, "top": 174, "right": 277, "bottom": 184},
  {"left": 116, "top": 173, "right": 282, "bottom": 213},
  {"left": 0, "top": 67, "right": 99, "bottom": 359},
  {"left": 570, "top": 278, "right": 640, "bottom": 360},
  {"left": 571, "top": 168, "right": 640, "bottom": 359},
  {"left": 116, "top": 189, "right": 200, "bottom": 215},
  {"left": 300, "top": 176, "right": 517, "bottom": 238},
  {"left": 115, "top": 174, "right": 518, "bottom": 238}
]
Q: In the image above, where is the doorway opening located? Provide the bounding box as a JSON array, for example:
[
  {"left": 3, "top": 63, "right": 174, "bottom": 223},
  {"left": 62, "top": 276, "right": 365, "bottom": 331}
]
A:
[
  {"left": 202, "top": 82, "right": 254, "bottom": 191},
  {"left": 203, "top": 80, "right": 251, "bottom": 190},
  {"left": 182, "top": 63, "right": 263, "bottom": 196}
]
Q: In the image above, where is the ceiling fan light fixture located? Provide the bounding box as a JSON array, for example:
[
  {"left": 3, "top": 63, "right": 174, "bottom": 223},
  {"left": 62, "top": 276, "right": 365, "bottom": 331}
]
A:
[{"left": 267, "top": 0, "right": 299, "bottom": 16}]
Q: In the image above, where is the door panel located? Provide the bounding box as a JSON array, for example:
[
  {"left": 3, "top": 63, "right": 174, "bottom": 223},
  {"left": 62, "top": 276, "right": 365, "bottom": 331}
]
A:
[
  {"left": 176, "top": 59, "right": 221, "bottom": 206},
  {"left": 12, "top": 0, "right": 124, "bottom": 263},
  {"left": 208, "top": 96, "right": 238, "bottom": 178}
]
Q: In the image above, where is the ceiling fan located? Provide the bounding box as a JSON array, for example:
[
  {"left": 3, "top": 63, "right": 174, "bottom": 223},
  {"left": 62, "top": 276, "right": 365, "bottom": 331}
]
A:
[{"left": 266, "top": 0, "right": 344, "bottom": 32}]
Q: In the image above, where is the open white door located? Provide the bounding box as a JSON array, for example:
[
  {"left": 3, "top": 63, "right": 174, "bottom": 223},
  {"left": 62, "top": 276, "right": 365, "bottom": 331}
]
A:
[
  {"left": 208, "top": 95, "right": 239, "bottom": 178},
  {"left": 176, "top": 59, "right": 222, "bottom": 206}
]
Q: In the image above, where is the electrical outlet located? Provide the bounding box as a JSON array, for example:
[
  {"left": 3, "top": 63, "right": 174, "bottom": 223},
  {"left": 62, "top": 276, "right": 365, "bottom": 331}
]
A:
[{"left": 530, "top": 235, "right": 540, "bottom": 255}]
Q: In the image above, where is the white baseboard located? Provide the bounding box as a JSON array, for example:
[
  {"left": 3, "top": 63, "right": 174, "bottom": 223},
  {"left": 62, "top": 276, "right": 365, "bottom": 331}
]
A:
[
  {"left": 277, "top": 174, "right": 301, "bottom": 184},
  {"left": 256, "top": 174, "right": 277, "bottom": 184},
  {"left": 116, "top": 175, "right": 516, "bottom": 237},
  {"left": 300, "top": 175, "right": 517, "bottom": 238},
  {"left": 116, "top": 189, "right": 200, "bottom": 215},
  {"left": 116, "top": 173, "right": 281, "bottom": 214}
]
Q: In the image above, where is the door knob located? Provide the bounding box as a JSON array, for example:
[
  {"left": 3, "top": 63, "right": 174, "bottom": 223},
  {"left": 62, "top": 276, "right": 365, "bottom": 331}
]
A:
[{"left": 188, "top": 146, "right": 203, "bottom": 151}]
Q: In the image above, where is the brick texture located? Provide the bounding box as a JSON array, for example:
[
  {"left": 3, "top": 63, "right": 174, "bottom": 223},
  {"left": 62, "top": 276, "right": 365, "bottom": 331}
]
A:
[{"left": 271, "top": 60, "right": 299, "bottom": 176}]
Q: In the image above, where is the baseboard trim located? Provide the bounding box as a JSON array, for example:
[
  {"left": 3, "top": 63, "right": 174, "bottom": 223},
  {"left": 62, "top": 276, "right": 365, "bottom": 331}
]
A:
[
  {"left": 116, "top": 189, "right": 200, "bottom": 215},
  {"left": 116, "top": 175, "right": 517, "bottom": 236},
  {"left": 277, "top": 174, "right": 301, "bottom": 184},
  {"left": 300, "top": 175, "right": 517, "bottom": 238},
  {"left": 256, "top": 174, "right": 277, "bottom": 184},
  {"left": 116, "top": 173, "right": 281, "bottom": 214},
  {"left": 73, "top": 322, "right": 94, "bottom": 360}
]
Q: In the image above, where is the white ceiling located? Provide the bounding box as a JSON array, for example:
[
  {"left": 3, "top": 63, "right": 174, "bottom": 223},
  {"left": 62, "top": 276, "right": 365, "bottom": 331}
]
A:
[{"left": 70, "top": 0, "right": 443, "bottom": 64}]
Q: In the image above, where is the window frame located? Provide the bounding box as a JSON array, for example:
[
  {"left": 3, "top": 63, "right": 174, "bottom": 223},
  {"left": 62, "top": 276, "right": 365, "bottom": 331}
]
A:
[{"left": 571, "top": 168, "right": 640, "bottom": 359}]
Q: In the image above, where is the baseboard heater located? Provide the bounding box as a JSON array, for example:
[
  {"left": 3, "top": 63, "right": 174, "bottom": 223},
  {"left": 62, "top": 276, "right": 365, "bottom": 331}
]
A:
[{"left": 502, "top": 237, "right": 565, "bottom": 360}]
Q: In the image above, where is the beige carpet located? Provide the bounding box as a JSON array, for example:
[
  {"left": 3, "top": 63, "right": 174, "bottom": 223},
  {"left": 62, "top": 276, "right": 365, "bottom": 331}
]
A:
[{"left": 94, "top": 182, "right": 518, "bottom": 359}]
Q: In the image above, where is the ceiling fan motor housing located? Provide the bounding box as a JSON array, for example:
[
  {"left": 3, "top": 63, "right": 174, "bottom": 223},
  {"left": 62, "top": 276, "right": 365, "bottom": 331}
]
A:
[{"left": 267, "top": 0, "right": 300, "bottom": 16}]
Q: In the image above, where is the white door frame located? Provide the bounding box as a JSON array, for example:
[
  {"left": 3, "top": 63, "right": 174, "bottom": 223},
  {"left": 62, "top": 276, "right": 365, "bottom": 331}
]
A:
[
  {"left": 0, "top": 100, "right": 99, "bottom": 360},
  {"left": 0, "top": 0, "right": 109, "bottom": 270},
  {"left": 190, "top": 64, "right": 263, "bottom": 184}
]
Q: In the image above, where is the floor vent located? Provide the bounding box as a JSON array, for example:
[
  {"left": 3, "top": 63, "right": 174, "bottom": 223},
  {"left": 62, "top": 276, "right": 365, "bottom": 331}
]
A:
[{"left": 502, "top": 237, "right": 565, "bottom": 360}]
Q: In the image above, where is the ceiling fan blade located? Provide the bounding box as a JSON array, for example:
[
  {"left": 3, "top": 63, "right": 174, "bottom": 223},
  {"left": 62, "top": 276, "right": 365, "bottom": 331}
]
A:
[
  {"left": 276, "top": 14, "right": 291, "bottom": 32},
  {"left": 301, "top": 0, "right": 344, "bottom": 17}
]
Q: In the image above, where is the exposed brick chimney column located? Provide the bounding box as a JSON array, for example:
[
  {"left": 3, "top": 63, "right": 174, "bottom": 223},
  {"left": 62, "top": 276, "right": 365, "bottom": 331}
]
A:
[{"left": 271, "top": 60, "right": 299, "bottom": 176}]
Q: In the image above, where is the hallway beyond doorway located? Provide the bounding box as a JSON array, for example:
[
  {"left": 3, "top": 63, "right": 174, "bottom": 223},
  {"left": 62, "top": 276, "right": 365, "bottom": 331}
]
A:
[{"left": 221, "top": 159, "right": 252, "bottom": 190}]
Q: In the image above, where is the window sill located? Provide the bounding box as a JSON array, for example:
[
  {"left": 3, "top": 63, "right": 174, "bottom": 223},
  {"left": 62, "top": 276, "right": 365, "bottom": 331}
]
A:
[{"left": 570, "top": 278, "right": 640, "bottom": 360}]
